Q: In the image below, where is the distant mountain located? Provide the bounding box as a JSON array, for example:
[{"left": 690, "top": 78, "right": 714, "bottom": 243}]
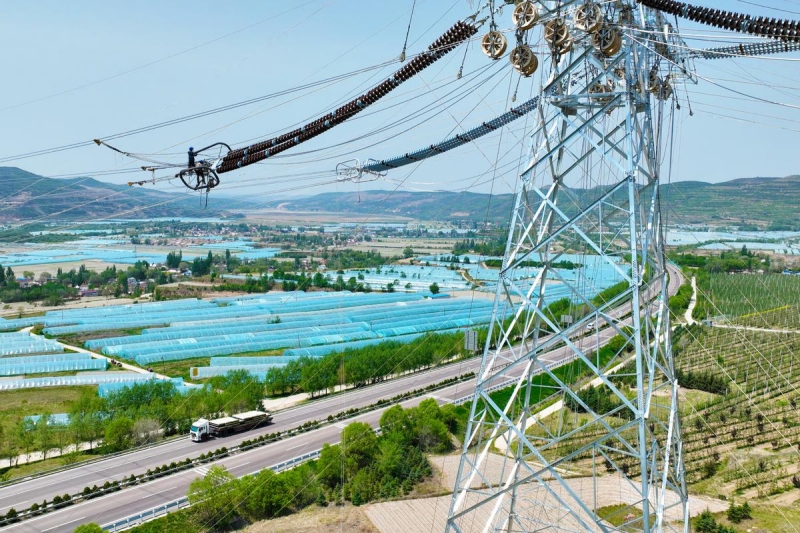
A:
[
  {"left": 661, "top": 175, "right": 800, "bottom": 229},
  {"left": 0, "top": 167, "right": 252, "bottom": 221},
  {"left": 265, "top": 176, "right": 800, "bottom": 229},
  {"left": 4, "top": 166, "right": 798, "bottom": 229},
  {"left": 262, "top": 190, "right": 517, "bottom": 222}
]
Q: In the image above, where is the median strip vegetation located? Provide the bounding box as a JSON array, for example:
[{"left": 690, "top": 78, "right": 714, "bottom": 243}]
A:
[
  {"left": 115, "top": 400, "right": 468, "bottom": 533},
  {"left": 0, "top": 371, "right": 474, "bottom": 528}
]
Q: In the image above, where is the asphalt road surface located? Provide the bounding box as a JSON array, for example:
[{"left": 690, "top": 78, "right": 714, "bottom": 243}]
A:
[{"left": 1, "top": 266, "right": 682, "bottom": 532}]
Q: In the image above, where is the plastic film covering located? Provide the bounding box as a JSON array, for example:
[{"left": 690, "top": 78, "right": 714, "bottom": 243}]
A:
[
  {"left": 282, "top": 332, "right": 428, "bottom": 358},
  {"left": 100, "top": 321, "right": 370, "bottom": 353},
  {"left": 210, "top": 290, "right": 352, "bottom": 306},
  {"left": 104, "top": 323, "right": 373, "bottom": 358},
  {"left": 191, "top": 365, "right": 287, "bottom": 379},
  {"left": 368, "top": 310, "right": 494, "bottom": 331},
  {"left": 0, "top": 353, "right": 92, "bottom": 365},
  {"left": 0, "top": 317, "right": 41, "bottom": 332},
  {"left": 374, "top": 315, "right": 500, "bottom": 337},
  {"left": 47, "top": 292, "right": 428, "bottom": 335},
  {"left": 0, "top": 359, "right": 107, "bottom": 376},
  {"left": 0, "top": 371, "right": 151, "bottom": 390},
  {"left": 0, "top": 332, "right": 65, "bottom": 356},
  {"left": 131, "top": 330, "right": 380, "bottom": 365},
  {"left": 210, "top": 356, "right": 310, "bottom": 366}
]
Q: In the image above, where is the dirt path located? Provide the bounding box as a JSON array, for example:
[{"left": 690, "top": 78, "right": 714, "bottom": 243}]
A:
[
  {"left": 685, "top": 276, "right": 697, "bottom": 325},
  {"left": 243, "top": 503, "right": 378, "bottom": 533}
]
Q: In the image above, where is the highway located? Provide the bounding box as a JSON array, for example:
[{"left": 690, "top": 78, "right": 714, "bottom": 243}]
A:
[{"left": 1, "top": 266, "right": 682, "bottom": 532}]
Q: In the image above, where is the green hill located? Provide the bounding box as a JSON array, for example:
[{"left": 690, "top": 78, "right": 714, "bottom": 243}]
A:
[
  {"left": 0, "top": 167, "right": 249, "bottom": 221},
  {"left": 266, "top": 175, "right": 800, "bottom": 228}
]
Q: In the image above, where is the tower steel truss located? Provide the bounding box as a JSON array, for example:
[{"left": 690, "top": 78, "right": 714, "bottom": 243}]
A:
[{"left": 446, "top": 3, "right": 691, "bottom": 532}]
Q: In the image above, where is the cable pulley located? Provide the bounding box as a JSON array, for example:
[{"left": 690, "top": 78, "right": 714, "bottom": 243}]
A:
[
  {"left": 512, "top": 1, "right": 539, "bottom": 31},
  {"left": 574, "top": 3, "right": 603, "bottom": 34},
  {"left": 544, "top": 18, "right": 570, "bottom": 45},
  {"left": 481, "top": 31, "right": 508, "bottom": 59},
  {"left": 509, "top": 44, "right": 538, "bottom": 76},
  {"left": 592, "top": 25, "right": 622, "bottom": 56}
]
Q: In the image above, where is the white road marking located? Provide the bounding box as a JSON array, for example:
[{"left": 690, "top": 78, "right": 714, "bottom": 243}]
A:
[
  {"left": 143, "top": 486, "right": 177, "bottom": 498},
  {"left": 42, "top": 516, "right": 84, "bottom": 531}
]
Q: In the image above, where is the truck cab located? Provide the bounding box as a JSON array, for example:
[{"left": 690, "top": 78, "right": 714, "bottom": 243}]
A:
[{"left": 190, "top": 418, "right": 210, "bottom": 442}]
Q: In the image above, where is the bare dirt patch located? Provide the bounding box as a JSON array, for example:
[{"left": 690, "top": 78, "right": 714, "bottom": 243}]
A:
[{"left": 242, "top": 503, "right": 378, "bottom": 533}]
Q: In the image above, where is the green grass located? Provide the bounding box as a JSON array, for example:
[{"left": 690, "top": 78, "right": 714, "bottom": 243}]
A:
[
  {"left": 596, "top": 504, "right": 652, "bottom": 531},
  {"left": 140, "top": 357, "right": 211, "bottom": 381},
  {"left": 0, "top": 386, "right": 94, "bottom": 435},
  {"left": 1, "top": 451, "right": 103, "bottom": 481},
  {"left": 698, "top": 505, "right": 800, "bottom": 533}
]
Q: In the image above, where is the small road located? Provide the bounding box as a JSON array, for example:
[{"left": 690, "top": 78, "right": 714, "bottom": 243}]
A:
[
  {"left": 685, "top": 276, "right": 697, "bottom": 325},
  {"left": 0, "top": 265, "right": 683, "bottom": 531}
]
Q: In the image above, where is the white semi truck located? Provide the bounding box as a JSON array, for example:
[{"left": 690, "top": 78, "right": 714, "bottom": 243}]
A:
[{"left": 190, "top": 410, "right": 272, "bottom": 442}]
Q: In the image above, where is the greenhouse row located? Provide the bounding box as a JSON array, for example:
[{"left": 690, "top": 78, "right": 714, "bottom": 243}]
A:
[
  {"left": 91, "top": 305, "right": 492, "bottom": 366},
  {"left": 41, "top": 291, "right": 434, "bottom": 336},
  {"left": 92, "top": 298, "right": 489, "bottom": 347},
  {"left": 0, "top": 372, "right": 154, "bottom": 390},
  {"left": 0, "top": 353, "right": 93, "bottom": 365},
  {"left": 0, "top": 359, "right": 107, "bottom": 376},
  {"left": 191, "top": 365, "right": 287, "bottom": 379},
  {"left": 282, "top": 332, "right": 428, "bottom": 358},
  {"left": 0, "top": 332, "right": 64, "bottom": 356}
]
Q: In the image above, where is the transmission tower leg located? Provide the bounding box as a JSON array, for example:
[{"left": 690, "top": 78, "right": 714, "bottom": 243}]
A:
[{"left": 446, "top": 8, "right": 689, "bottom": 532}]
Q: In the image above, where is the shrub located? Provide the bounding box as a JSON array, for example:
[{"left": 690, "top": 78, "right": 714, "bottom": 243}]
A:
[{"left": 727, "top": 501, "right": 752, "bottom": 523}]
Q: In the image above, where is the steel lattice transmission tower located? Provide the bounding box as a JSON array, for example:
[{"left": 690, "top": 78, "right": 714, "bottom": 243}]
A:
[{"left": 446, "top": 2, "right": 695, "bottom": 532}]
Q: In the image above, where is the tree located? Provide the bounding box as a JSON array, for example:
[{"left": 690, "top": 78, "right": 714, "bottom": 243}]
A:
[
  {"left": 104, "top": 417, "right": 134, "bottom": 452},
  {"left": 15, "top": 420, "right": 35, "bottom": 462},
  {"left": 429, "top": 282, "right": 440, "bottom": 294},
  {"left": 380, "top": 405, "right": 413, "bottom": 442},
  {"left": 727, "top": 501, "right": 752, "bottom": 523},
  {"left": 402, "top": 246, "right": 414, "bottom": 259},
  {"left": 316, "top": 443, "right": 344, "bottom": 488},
  {"left": 0, "top": 422, "right": 19, "bottom": 467},
  {"left": 132, "top": 418, "right": 160, "bottom": 446},
  {"left": 239, "top": 468, "right": 293, "bottom": 521},
  {"left": 342, "top": 422, "right": 378, "bottom": 478},
  {"left": 166, "top": 250, "right": 182, "bottom": 269},
  {"left": 35, "top": 413, "right": 56, "bottom": 460},
  {"left": 188, "top": 465, "right": 239, "bottom": 530}
]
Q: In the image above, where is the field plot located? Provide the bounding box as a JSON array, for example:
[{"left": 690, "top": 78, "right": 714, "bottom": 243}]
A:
[
  {"left": 672, "top": 325, "right": 800, "bottom": 499},
  {"left": 702, "top": 273, "right": 800, "bottom": 329}
]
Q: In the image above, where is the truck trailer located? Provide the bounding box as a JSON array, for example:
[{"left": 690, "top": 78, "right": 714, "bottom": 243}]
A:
[{"left": 190, "top": 410, "right": 272, "bottom": 442}]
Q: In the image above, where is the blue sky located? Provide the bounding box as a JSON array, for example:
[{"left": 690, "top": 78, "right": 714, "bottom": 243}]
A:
[{"left": 1, "top": 0, "right": 799, "bottom": 203}]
